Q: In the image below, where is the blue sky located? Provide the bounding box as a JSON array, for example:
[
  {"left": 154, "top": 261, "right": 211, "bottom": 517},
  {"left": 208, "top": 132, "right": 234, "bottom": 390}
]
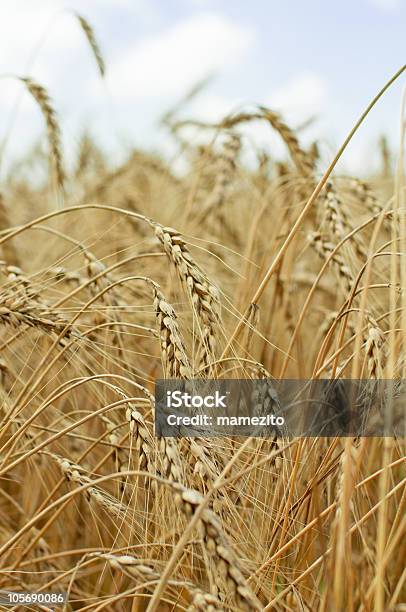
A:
[{"left": 0, "top": 0, "right": 405, "bottom": 175}]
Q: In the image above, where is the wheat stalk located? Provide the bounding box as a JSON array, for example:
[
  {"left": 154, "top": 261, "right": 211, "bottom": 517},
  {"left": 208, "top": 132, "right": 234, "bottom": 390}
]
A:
[{"left": 0, "top": 193, "right": 19, "bottom": 265}]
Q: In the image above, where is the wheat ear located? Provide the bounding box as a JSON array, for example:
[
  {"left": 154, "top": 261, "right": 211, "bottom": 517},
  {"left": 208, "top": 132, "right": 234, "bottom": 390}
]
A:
[
  {"left": 309, "top": 231, "right": 353, "bottom": 293},
  {"left": 152, "top": 284, "right": 192, "bottom": 378},
  {"left": 74, "top": 13, "right": 106, "bottom": 77},
  {"left": 154, "top": 223, "right": 221, "bottom": 368},
  {"left": 20, "top": 78, "right": 64, "bottom": 190},
  {"left": 173, "top": 483, "right": 262, "bottom": 611}
]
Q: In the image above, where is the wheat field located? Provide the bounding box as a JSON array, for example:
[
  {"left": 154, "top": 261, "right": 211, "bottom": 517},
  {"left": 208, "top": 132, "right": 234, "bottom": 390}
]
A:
[{"left": 0, "top": 14, "right": 405, "bottom": 612}]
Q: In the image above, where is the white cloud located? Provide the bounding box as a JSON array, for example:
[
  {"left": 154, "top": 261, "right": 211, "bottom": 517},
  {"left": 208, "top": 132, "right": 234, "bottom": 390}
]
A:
[
  {"left": 0, "top": 0, "right": 111, "bottom": 172},
  {"left": 367, "top": 0, "right": 401, "bottom": 10},
  {"left": 0, "top": 2, "right": 83, "bottom": 70},
  {"left": 171, "top": 92, "right": 238, "bottom": 150},
  {"left": 183, "top": 0, "right": 213, "bottom": 4},
  {"left": 0, "top": 0, "right": 147, "bottom": 78},
  {"left": 269, "top": 72, "right": 328, "bottom": 123},
  {"left": 188, "top": 92, "right": 237, "bottom": 122},
  {"left": 105, "top": 13, "right": 253, "bottom": 102},
  {"left": 201, "top": 73, "right": 329, "bottom": 164}
]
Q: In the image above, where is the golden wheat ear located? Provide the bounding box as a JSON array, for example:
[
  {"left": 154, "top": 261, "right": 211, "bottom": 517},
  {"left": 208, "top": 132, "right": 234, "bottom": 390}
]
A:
[
  {"left": 74, "top": 12, "right": 106, "bottom": 78},
  {"left": 19, "top": 77, "right": 65, "bottom": 192}
]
